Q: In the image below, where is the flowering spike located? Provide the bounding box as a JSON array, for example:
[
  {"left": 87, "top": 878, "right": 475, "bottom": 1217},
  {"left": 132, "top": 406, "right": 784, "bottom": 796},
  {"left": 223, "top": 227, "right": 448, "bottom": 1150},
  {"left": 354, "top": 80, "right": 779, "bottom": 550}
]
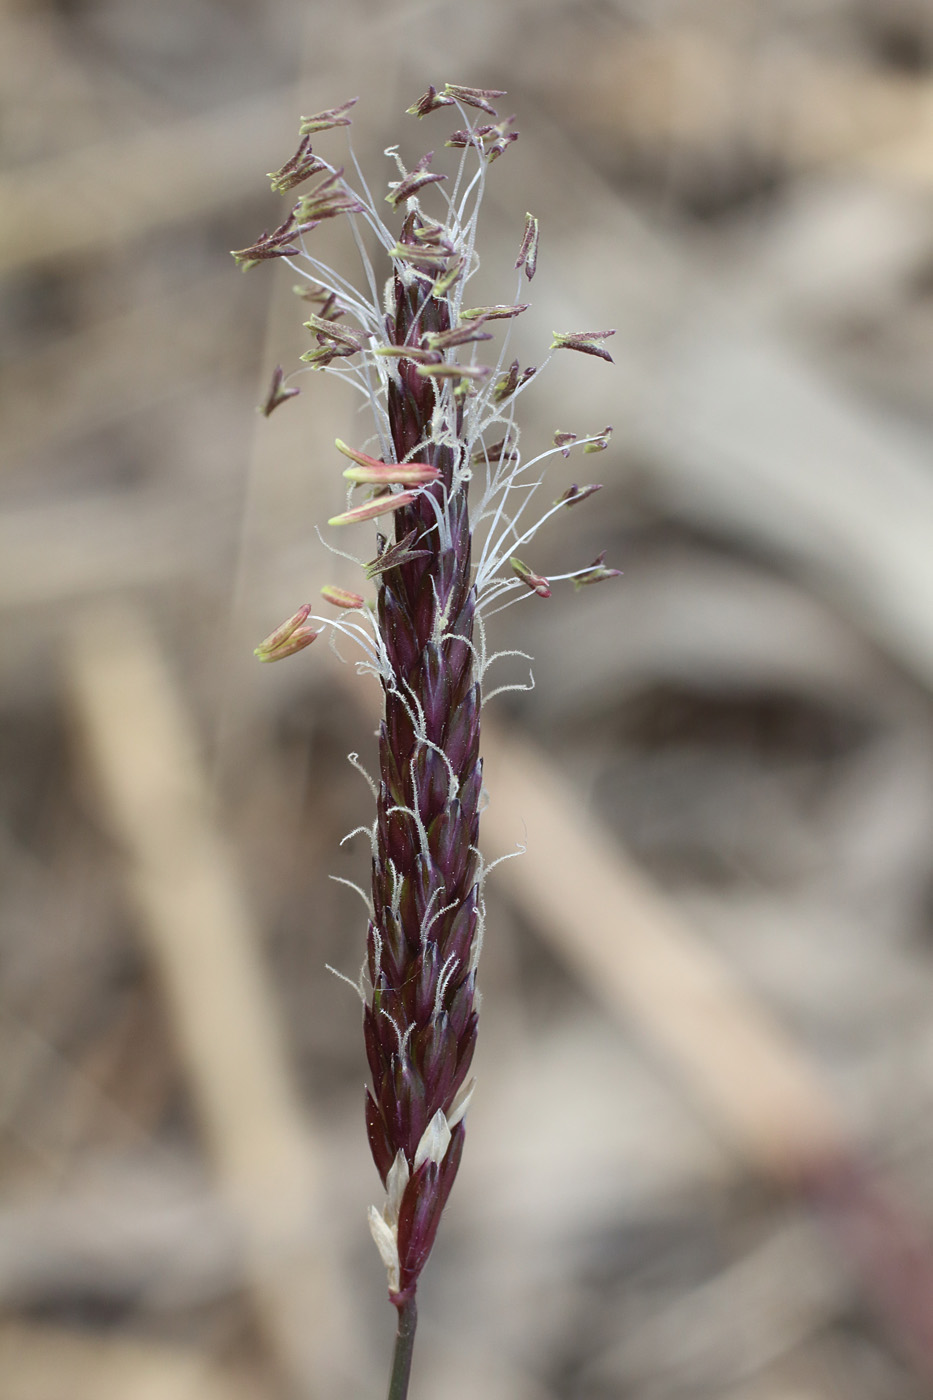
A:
[
  {"left": 267, "top": 136, "right": 328, "bottom": 194},
  {"left": 386, "top": 152, "right": 448, "bottom": 207},
  {"left": 328, "top": 491, "right": 419, "bottom": 527},
  {"left": 572, "top": 550, "right": 622, "bottom": 589},
  {"left": 510, "top": 557, "right": 551, "bottom": 598},
  {"left": 441, "top": 83, "right": 506, "bottom": 116},
  {"left": 407, "top": 85, "right": 456, "bottom": 117},
  {"left": 321, "top": 584, "right": 365, "bottom": 609},
  {"left": 254, "top": 605, "right": 319, "bottom": 662},
  {"left": 241, "top": 88, "right": 617, "bottom": 1346},
  {"left": 299, "top": 97, "right": 359, "bottom": 135},
  {"left": 556, "top": 483, "right": 603, "bottom": 507},
  {"left": 259, "top": 365, "right": 299, "bottom": 417},
  {"left": 515, "top": 213, "right": 539, "bottom": 281},
  {"left": 551, "top": 329, "right": 616, "bottom": 362}
]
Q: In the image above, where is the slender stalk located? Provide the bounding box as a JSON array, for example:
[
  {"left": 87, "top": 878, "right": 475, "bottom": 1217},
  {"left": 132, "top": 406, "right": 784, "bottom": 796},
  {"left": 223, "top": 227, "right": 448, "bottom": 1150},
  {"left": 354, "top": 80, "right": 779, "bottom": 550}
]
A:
[{"left": 387, "top": 1295, "right": 418, "bottom": 1400}]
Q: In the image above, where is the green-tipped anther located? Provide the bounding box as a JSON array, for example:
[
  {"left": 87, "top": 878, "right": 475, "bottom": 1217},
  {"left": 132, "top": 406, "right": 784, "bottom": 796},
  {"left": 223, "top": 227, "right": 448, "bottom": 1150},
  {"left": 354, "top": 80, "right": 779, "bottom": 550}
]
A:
[
  {"left": 555, "top": 484, "right": 603, "bottom": 508},
  {"left": 298, "top": 98, "right": 359, "bottom": 135},
  {"left": 510, "top": 557, "right": 551, "bottom": 598},
  {"left": 515, "top": 214, "right": 539, "bottom": 280},
  {"left": 335, "top": 440, "right": 440, "bottom": 484},
  {"left": 254, "top": 605, "right": 319, "bottom": 661},
  {"left": 328, "top": 491, "right": 419, "bottom": 527},
  {"left": 321, "top": 584, "right": 365, "bottom": 609},
  {"left": 550, "top": 330, "right": 616, "bottom": 363},
  {"left": 572, "top": 551, "right": 622, "bottom": 589}
]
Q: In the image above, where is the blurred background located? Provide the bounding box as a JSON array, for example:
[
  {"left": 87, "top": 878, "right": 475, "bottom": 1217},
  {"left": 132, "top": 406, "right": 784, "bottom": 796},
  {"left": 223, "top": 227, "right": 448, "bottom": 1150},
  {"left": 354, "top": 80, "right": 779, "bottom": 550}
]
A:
[{"left": 5, "top": 0, "right": 933, "bottom": 1396}]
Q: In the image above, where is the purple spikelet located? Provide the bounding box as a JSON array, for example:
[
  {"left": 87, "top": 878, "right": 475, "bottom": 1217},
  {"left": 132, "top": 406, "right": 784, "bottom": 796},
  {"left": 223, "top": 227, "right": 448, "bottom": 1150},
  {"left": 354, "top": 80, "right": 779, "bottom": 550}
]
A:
[{"left": 361, "top": 215, "right": 482, "bottom": 1302}]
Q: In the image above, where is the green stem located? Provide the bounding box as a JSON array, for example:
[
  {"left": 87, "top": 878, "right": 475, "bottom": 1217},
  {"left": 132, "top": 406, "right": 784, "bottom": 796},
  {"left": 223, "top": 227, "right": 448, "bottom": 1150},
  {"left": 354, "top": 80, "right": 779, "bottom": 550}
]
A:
[{"left": 387, "top": 1295, "right": 418, "bottom": 1400}]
